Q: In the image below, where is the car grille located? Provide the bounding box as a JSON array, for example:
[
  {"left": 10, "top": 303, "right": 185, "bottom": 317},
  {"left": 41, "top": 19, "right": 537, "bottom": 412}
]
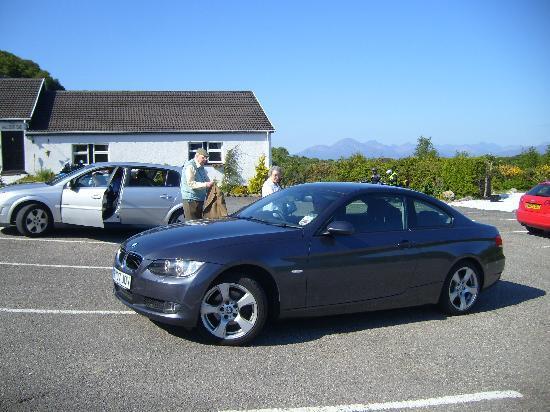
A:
[{"left": 116, "top": 247, "right": 143, "bottom": 272}]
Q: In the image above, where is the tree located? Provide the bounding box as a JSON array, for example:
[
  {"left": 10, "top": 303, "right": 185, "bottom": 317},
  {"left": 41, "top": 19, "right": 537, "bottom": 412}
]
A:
[
  {"left": 0, "top": 50, "right": 65, "bottom": 90},
  {"left": 414, "top": 136, "right": 438, "bottom": 158},
  {"left": 248, "top": 155, "right": 269, "bottom": 194},
  {"left": 220, "top": 145, "right": 243, "bottom": 194}
]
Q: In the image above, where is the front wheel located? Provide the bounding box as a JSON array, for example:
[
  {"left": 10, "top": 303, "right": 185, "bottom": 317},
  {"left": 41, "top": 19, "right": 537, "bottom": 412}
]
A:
[
  {"left": 439, "top": 263, "right": 481, "bottom": 315},
  {"left": 15, "top": 203, "right": 53, "bottom": 237},
  {"left": 198, "top": 275, "right": 267, "bottom": 346}
]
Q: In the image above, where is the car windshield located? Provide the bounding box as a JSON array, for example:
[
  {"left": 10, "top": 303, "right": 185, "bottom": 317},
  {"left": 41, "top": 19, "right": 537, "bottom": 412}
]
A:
[
  {"left": 527, "top": 184, "right": 550, "bottom": 197},
  {"left": 46, "top": 165, "right": 93, "bottom": 186},
  {"left": 236, "top": 186, "right": 341, "bottom": 228}
]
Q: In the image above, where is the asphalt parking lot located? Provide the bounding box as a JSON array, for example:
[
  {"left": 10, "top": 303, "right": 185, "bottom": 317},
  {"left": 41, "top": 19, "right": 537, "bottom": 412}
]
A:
[{"left": 0, "top": 204, "right": 548, "bottom": 411}]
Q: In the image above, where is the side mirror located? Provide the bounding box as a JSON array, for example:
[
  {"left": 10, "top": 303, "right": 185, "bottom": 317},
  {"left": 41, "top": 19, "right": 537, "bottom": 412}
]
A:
[{"left": 323, "top": 220, "right": 355, "bottom": 236}]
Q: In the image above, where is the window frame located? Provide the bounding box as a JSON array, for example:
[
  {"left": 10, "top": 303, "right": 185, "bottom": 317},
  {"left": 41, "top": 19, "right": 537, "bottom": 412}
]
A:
[
  {"left": 188, "top": 141, "right": 223, "bottom": 164},
  {"left": 72, "top": 144, "right": 109, "bottom": 165},
  {"left": 406, "top": 196, "right": 454, "bottom": 229}
]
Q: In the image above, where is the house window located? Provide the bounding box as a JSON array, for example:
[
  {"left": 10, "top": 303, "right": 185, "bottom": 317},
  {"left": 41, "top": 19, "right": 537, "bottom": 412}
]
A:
[
  {"left": 188, "top": 142, "right": 222, "bottom": 163},
  {"left": 72, "top": 144, "right": 109, "bottom": 164}
]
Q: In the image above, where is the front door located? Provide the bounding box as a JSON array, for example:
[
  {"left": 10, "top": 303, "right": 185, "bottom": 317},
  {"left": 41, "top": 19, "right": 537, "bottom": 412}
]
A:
[
  {"left": 60, "top": 167, "right": 114, "bottom": 228},
  {"left": 1, "top": 131, "right": 25, "bottom": 172},
  {"left": 306, "top": 194, "right": 416, "bottom": 307}
]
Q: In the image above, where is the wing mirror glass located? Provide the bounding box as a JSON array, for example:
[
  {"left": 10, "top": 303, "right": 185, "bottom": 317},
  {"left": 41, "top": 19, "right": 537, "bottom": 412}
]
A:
[{"left": 323, "top": 220, "right": 355, "bottom": 236}]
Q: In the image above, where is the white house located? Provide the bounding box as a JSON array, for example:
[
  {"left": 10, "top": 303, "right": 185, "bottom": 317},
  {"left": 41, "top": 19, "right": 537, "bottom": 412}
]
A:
[{"left": 0, "top": 78, "right": 275, "bottom": 183}]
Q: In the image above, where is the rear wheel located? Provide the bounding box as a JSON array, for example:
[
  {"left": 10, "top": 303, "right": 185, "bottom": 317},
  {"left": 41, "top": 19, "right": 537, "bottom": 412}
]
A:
[
  {"left": 439, "top": 262, "right": 481, "bottom": 315},
  {"left": 15, "top": 203, "right": 53, "bottom": 237},
  {"left": 198, "top": 275, "right": 267, "bottom": 346},
  {"left": 525, "top": 226, "right": 540, "bottom": 234}
]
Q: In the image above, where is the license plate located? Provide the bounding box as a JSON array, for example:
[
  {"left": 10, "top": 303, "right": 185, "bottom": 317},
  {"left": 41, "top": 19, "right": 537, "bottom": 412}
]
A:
[
  {"left": 526, "top": 203, "right": 541, "bottom": 210},
  {"left": 113, "top": 268, "right": 131, "bottom": 289}
]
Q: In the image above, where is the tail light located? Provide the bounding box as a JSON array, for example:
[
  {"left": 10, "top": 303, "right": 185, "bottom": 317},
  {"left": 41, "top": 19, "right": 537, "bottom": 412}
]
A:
[{"left": 495, "top": 235, "right": 503, "bottom": 247}]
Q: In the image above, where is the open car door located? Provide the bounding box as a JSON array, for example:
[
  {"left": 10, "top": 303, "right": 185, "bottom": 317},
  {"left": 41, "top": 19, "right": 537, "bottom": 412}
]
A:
[{"left": 61, "top": 167, "right": 114, "bottom": 228}]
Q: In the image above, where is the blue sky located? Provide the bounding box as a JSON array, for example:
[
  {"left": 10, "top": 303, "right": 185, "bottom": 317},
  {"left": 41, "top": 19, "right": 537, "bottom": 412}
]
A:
[{"left": 1, "top": 0, "right": 549, "bottom": 153}]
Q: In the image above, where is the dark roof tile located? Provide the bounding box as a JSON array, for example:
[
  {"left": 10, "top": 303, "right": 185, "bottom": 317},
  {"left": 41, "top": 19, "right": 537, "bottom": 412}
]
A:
[
  {"left": 0, "top": 78, "right": 44, "bottom": 119},
  {"left": 29, "top": 90, "right": 274, "bottom": 132}
]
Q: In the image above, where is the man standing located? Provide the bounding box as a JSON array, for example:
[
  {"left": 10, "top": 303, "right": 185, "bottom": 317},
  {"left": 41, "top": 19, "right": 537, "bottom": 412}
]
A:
[{"left": 181, "top": 148, "right": 214, "bottom": 220}]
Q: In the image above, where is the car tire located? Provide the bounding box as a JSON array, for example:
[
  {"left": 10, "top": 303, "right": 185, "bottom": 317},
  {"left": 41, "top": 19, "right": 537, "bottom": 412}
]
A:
[
  {"left": 169, "top": 209, "right": 185, "bottom": 224},
  {"left": 198, "top": 274, "right": 267, "bottom": 346},
  {"left": 15, "top": 203, "right": 53, "bottom": 237},
  {"left": 525, "top": 226, "right": 540, "bottom": 235},
  {"left": 439, "top": 262, "right": 481, "bottom": 315}
]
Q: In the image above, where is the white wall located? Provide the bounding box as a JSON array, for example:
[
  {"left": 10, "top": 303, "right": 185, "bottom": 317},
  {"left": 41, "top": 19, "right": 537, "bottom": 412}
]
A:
[{"left": 24, "top": 132, "right": 270, "bottom": 183}]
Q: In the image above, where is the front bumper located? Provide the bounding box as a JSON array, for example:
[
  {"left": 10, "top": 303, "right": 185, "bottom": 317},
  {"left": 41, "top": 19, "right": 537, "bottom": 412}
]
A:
[{"left": 113, "top": 261, "right": 224, "bottom": 328}]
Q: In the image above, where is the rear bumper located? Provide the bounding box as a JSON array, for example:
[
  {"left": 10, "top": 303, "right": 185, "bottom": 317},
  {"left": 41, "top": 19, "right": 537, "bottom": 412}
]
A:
[
  {"left": 482, "top": 255, "right": 505, "bottom": 290},
  {"left": 516, "top": 210, "right": 550, "bottom": 231}
]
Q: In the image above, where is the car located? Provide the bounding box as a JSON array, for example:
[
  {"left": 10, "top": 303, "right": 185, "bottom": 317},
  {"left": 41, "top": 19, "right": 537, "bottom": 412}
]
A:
[
  {"left": 0, "top": 162, "right": 184, "bottom": 237},
  {"left": 112, "top": 182, "right": 505, "bottom": 346},
  {"left": 516, "top": 181, "right": 550, "bottom": 233}
]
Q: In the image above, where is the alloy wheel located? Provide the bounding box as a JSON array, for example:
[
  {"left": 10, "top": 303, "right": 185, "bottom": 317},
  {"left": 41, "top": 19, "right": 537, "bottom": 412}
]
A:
[
  {"left": 448, "top": 266, "right": 479, "bottom": 312},
  {"left": 25, "top": 208, "right": 49, "bottom": 234},
  {"left": 200, "top": 282, "right": 258, "bottom": 341}
]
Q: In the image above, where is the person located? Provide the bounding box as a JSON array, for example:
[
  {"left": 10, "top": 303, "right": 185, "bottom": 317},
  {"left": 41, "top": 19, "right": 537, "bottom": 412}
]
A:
[
  {"left": 370, "top": 168, "right": 381, "bottom": 184},
  {"left": 386, "top": 169, "right": 398, "bottom": 186},
  {"left": 181, "top": 148, "right": 214, "bottom": 220},
  {"left": 262, "top": 166, "right": 282, "bottom": 197}
]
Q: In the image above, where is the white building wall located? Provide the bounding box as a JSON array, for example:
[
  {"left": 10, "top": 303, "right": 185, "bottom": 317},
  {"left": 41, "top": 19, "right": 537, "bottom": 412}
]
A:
[{"left": 24, "top": 132, "right": 270, "bottom": 184}]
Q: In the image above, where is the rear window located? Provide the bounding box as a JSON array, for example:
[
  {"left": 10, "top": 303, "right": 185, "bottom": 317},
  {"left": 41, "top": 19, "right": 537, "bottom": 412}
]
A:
[{"left": 527, "top": 184, "right": 550, "bottom": 197}]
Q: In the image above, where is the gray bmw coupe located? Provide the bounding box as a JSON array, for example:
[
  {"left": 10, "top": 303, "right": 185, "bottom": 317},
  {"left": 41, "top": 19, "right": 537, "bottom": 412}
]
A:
[{"left": 113, "top": 183, "right": 505, "bottom": 345}]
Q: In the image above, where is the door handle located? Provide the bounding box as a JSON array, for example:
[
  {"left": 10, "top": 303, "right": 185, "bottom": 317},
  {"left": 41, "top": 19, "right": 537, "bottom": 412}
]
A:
[
  {"left": 91, "top": 194, "right": 102, "bottom": 199},
  {"left": 397, "top": 240, "right": 413, "bottom": 248},
  {"left": 160, "top": 194, "right": 173, "bottom": 199}
]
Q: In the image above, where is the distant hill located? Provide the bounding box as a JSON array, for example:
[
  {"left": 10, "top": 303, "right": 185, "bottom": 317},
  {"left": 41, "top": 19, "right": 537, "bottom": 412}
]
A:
[{"left": 295, "top": 138, "right": 550, "bottom": 159}]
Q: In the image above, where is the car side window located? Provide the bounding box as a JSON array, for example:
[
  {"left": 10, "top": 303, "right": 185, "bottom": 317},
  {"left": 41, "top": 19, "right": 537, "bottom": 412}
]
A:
[
  {"left": 410, "top": 199, "right": 452, "bottom": 228},
  {"left": 333, "top": 194, "right": 405, "bottom": 233},
  {"left": 73, "top": 168, "right": 114, "bottom": 188},
  {"left": 166, "top": 170, "right": 181, "bottom": 187},
  {"left": 127, "top": 168, "right": 168, "bottom": 187}
]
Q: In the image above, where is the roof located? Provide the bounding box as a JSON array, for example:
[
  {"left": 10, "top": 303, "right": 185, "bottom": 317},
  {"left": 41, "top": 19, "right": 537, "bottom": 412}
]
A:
[
  {"left": 29, "top": 90, "right": 275, "bottom": 133},
  {"left": 0, "top": 78, "right": 44, "bottom": 119}
]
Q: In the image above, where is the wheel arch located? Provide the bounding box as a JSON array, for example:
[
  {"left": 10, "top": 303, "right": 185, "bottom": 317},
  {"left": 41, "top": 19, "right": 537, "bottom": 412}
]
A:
[
  {"left": 10, "top": 199, "right": 54, "bottom": 225},
  {"left": 449, "top": 257, "right": 485, "bottom": 289},
  {"left": 166, "top": 205, "right": 184, "bottom": 224},
  {"left": 211, "top": 264, "right": 281, "bottom": 320}
]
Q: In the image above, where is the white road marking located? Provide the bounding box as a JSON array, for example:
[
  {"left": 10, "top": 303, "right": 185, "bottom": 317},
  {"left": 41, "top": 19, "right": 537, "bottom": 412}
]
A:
[
  {"left": 0, "top": 237, "right": 118, "bottom": 245},
  {"left": 511, "top": 230, "right": 528, "bottom": 233},
  {"left": 220, "top": 390, "right": 523, "bottom": 412},
  {"left": 0, "top": 307, "right": 135, "bottom": 315},
  {"left": 0, "top": 262, "right": 111, "bottom": 270},
  {"left": 542, "top": 245, "right": 550, "bottom": 249}
]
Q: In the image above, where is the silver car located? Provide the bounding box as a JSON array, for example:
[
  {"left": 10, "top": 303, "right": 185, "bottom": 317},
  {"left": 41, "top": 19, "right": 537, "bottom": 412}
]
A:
[{"left": 0, "top": 162, "right": 184, "bottom": 237}]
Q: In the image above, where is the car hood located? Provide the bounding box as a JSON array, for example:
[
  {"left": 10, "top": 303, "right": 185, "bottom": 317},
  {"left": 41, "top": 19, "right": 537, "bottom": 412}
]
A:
[
  {"left": 0, "top": 182, "right": 50, "bottom": 195},
  {"left": 121, "top": 218, "right": 302, "bottom": 262}
]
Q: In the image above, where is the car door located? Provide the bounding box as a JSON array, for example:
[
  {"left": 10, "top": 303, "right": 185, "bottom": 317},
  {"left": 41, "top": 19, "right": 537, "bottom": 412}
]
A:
[
  {"left": 118, "top": 167, "right": 180, "bottom": 226},
  {"left": 306, "top": 194, "right": 417, "bottom": 307},
  {"left": 61, "top": 167, "right": 113, "bottom": 227},
  {"left": 403, "top": 196, "right": 456, "bottom": 287}
]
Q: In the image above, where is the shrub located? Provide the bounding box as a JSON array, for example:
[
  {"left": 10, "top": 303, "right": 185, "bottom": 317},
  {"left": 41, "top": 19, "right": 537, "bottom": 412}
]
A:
[
  {"left": 229, "top": 185, "right": 249, "bottom": 196},
  {"left": 220, "top": 145, "right": 243, "bottom": 194},
  {"left": 15, "top": 169, "right": 55, "bottom": 184},
  {"left": 248, "top": 155, "right": 269, "bottom": 194}
]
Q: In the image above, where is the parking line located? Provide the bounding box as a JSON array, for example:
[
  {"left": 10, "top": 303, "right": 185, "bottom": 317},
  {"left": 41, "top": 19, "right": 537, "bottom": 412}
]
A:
[
  {"left": 0, "top": 237, "right": 118, "bottom": 245},
  {"left": 0, "top": 262, "right": 111, "bottom": 270},
  {"left": 0, "top": 307, "right": 135, "bottom": 315},
  {"left": 220, "top": 390, "right": 523, "bottom": 412}
]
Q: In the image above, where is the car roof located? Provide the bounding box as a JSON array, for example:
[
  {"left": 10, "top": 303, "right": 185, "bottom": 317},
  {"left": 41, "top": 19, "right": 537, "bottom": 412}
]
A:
[{"left": 90, "top": 162, "right": 181, "bottom": 171}]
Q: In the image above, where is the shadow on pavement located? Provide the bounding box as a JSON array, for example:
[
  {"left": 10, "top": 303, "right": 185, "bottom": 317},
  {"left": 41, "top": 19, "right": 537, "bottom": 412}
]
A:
[
  {"left": 1, "top": 225, "right": 144, "bottom": 244},
  {"left": 157, "top": 279, "right": 545, "bottom": 347}
]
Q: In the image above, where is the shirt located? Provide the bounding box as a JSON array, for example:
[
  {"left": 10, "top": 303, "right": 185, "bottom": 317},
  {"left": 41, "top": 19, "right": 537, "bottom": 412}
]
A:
[{"left": 262, "top": 179, "right": 281, "bottom": 197}]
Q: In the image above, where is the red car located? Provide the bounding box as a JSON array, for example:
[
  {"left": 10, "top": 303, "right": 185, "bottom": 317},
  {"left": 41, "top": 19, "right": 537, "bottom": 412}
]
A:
[{"left": 516, "top": 182, "right": 550, "bottom": 233}]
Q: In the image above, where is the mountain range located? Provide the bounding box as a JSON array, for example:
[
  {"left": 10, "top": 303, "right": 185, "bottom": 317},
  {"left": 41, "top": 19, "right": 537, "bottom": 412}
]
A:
[{"left": 294, "top": 138, "right": 550, "bottom": 159}]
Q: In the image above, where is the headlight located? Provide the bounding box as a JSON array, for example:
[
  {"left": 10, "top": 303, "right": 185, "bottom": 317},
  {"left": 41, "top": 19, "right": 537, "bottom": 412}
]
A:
[{"left": 147, "top": 259, "right": 204, "bottom": 277}]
